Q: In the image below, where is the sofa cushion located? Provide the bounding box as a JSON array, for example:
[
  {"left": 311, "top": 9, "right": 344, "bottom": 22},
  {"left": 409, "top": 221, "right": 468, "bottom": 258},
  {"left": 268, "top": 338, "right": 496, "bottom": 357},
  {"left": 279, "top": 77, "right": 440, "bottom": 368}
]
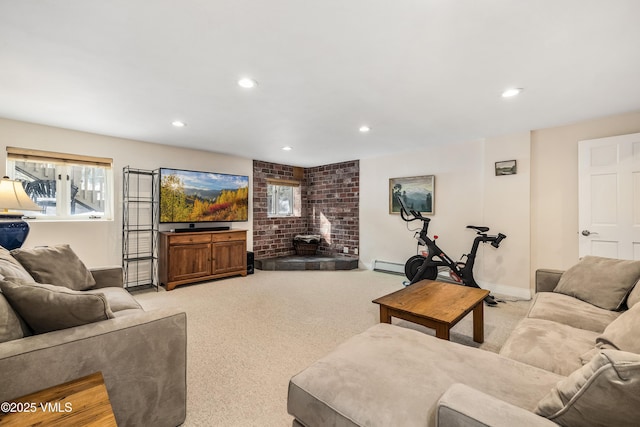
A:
[
  {"left": 0, "top": 280, "right": 114, "bottom": 334},
  {"left": 596, "top": 301, "right": 640, "bottom": 354},
  {"left": 0, "top": 246, "right": 35, "bottom": 282},
  {"left": 288, "top": 324, "right": 563, "bottom": 427},
  {"left": 11, "top": 244, "right": 96, "bottom": 291},
  {"left": 527, "top": 292, "right": 621, "bottom": 333},
  {"left": 578, "top": 347, "right": 606, "bottom": 365},
  {"left": 499, "top": 318, "right": 599, "bottom": 376},
  {"left": 553, "top": 255, "right": 640, "bottom": 310},
  {"left": 85, "top": 287, "right": 142, "bottom": 313},
  {"left": 535, "top": 350, "right": 640, "bottom": 427}
]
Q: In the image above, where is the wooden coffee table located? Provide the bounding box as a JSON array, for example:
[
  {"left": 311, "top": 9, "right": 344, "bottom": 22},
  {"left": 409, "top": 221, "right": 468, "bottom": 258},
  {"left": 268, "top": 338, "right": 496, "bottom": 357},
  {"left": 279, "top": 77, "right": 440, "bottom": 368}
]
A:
[
  {"left": 372, "top": 280, "right": 490, "bottom": 342},
  {"left": 0, "top": 372, "right": 117, "bottom": 426}
]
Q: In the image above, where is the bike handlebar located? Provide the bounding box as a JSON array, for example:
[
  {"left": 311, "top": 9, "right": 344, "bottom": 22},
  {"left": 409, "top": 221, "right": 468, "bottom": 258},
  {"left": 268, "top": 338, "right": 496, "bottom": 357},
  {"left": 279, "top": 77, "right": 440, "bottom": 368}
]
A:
[
  {"left": 469, "top": 228, "right": 507, "bottom": 248},
  {"left": 397, "top": 196, "right": 430, "bottom": 224},
  {"left": 491, "top": 233, "right": 507, "bottom": 248}
]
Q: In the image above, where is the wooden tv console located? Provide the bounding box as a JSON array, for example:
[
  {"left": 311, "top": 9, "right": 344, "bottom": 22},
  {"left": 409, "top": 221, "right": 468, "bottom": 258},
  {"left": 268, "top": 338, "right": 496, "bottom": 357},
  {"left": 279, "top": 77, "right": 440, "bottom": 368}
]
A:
[{"left": 159, "top": 230, "right": 247, "bottom": 291}]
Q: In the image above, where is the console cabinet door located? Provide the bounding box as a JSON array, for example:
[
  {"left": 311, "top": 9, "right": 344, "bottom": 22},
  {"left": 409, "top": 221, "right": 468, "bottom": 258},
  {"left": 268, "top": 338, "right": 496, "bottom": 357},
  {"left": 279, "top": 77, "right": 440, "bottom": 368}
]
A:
[
  {"left": 213, "top": 241, "right": 246, "bottom": 274},
  {"left": 168, "top": 243, "right": 212, "bottom": 282}
]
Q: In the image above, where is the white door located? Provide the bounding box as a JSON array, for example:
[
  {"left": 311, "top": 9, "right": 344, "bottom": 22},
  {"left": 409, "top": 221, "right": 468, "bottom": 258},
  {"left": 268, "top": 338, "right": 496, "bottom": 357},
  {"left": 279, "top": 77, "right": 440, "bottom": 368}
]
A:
[{"left": 579, "top": 132, "right": 640, "bottom": 259}]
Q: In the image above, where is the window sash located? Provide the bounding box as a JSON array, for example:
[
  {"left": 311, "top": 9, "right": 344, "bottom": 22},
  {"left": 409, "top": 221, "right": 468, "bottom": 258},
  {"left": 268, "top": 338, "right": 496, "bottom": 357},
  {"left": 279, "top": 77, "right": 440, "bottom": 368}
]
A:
[
  {"left": 267, "top": 183, "right": 296, "bottom": 216},
  {"left": 6, "top": 149, "right": 114, "bottom": 220}
]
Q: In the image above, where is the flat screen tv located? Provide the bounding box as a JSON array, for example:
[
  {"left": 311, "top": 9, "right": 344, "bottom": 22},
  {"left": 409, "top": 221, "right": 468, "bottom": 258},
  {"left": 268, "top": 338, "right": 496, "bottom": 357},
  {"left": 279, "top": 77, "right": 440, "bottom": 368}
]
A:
[{"left": 159, "top": 168, "right": 249, "bottom": 223}]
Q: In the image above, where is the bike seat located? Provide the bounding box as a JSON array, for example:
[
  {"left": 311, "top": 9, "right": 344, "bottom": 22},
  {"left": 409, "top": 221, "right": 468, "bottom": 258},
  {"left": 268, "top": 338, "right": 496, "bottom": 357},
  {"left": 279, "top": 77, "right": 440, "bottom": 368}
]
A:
[{"left": 466, "top": 225, "right": 489, "bottom": 233}]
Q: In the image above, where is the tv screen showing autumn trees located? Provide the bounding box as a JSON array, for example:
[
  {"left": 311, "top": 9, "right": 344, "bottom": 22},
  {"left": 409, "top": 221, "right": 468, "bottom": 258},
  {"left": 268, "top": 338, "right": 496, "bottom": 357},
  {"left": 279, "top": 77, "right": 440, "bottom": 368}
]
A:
[{"left": 160, "top": 168, "right": 249, "bottom": 223}]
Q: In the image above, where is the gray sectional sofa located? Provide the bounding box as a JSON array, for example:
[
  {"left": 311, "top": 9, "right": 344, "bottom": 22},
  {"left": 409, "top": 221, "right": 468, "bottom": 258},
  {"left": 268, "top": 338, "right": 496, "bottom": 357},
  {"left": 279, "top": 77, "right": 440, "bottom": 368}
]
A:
[
  {"left": 288, "top": 256, "right": 640, "bottom": 426},
  {"left": 0, "top": 244, "right": 186, "bottom": 426}
]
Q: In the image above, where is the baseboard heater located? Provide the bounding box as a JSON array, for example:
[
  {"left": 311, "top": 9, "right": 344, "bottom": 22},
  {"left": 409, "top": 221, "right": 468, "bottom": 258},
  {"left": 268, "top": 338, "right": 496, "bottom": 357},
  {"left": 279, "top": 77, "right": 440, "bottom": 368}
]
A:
[{"left": 373, "top": 260, "right": 404, "bottom": 275}]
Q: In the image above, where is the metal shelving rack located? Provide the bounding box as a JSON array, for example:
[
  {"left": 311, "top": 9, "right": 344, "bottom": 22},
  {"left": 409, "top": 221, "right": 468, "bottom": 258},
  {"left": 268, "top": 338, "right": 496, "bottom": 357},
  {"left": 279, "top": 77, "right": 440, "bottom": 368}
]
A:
[{"left": 122, "top": 166, "right": 159, "bottom": 291}]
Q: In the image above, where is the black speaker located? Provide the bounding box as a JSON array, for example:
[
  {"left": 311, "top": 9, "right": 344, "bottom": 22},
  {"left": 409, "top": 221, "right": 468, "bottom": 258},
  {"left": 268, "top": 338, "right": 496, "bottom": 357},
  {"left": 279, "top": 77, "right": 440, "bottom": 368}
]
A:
[{"left": 247, "top": 251, "right": 254, "bottom": 274}]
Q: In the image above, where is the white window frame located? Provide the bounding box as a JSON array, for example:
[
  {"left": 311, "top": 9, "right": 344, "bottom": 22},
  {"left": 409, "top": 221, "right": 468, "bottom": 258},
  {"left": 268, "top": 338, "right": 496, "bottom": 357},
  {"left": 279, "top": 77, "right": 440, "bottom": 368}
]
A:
[
  {"left": 6, "top": 147, "right": 114, "bottom": 221},
  {"left": 267, "top": 179, "right": 301, "bottom": 218}
]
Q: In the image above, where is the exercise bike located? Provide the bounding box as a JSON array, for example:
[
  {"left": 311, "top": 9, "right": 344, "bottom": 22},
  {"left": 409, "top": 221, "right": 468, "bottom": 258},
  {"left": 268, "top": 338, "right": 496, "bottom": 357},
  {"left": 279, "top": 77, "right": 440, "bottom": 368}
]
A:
[{"left": 397, "top": 196, "right": 506, "bottom": 306}]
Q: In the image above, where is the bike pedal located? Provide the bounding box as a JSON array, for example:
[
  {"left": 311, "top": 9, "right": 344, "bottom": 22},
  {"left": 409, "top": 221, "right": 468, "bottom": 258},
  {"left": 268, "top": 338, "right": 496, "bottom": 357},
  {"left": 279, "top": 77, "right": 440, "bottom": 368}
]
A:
[
  {"left": 487, "top": 294, "right": 506, "bottom": 304},
  {"left": 484, "top": 296, "right": 498, "bottom": 307}
]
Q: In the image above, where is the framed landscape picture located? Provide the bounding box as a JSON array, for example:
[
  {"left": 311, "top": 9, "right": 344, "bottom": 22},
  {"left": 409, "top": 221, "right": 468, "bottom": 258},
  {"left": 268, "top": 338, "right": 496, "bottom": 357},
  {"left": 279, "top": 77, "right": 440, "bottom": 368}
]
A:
[{"left": 389, "top": 175, "right": 435, "bottom": 215}]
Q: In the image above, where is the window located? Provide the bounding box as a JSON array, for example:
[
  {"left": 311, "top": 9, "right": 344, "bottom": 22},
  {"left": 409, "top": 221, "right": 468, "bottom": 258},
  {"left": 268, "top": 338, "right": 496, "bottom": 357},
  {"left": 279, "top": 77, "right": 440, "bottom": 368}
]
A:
[
  {"left": 6, "top": 147, "right": 114, "bottom": 220},
  {"left": 267, "top": 180, "right": 301, "bottom": 217}
]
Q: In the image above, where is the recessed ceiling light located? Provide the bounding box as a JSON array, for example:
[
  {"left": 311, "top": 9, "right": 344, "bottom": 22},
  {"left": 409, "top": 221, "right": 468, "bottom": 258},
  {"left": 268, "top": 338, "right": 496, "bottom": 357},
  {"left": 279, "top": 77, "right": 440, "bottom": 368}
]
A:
[
  {"left": 359, "top": 125, "right": 371, "bottom": 133},
  {"left": 238, "top": 78, "right": 258, "bottom": 89},
  {"left": 171, "top": 121, "right": 186, "bottom": 127},
  {"left": 502, "top": 88, "right": 523, "bottom": 98},
  {"left": 282, "top": 146, "right": 292, "bottom": 151}
]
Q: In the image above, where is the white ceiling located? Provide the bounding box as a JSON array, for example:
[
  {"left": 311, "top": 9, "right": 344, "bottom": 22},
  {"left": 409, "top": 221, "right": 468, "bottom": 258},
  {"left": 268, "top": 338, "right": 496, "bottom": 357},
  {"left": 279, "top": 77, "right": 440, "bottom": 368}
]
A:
[{"left": 1, "top": 1, "right": 640, "bottom": 167}]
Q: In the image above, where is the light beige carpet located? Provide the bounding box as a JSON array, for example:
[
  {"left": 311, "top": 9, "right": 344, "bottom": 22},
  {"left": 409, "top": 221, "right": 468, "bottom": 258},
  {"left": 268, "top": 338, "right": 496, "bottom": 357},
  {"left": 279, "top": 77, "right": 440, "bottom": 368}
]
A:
[{"left": 133, "top": 269, "right": 529, "bottom": 427}]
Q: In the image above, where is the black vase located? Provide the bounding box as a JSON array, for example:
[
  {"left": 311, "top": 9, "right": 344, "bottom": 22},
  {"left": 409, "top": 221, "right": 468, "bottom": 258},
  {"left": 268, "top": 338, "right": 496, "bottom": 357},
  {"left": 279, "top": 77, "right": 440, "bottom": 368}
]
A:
[{"left": 0, "top": 219, "right": 30, "bottom": 250}]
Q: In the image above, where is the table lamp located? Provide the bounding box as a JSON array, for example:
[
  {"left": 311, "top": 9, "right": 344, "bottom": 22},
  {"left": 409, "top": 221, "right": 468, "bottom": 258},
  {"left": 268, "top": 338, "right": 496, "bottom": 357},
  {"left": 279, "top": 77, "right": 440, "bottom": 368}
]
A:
[{"left": 0, "top": 176, "right": 42, "bottom": 250}]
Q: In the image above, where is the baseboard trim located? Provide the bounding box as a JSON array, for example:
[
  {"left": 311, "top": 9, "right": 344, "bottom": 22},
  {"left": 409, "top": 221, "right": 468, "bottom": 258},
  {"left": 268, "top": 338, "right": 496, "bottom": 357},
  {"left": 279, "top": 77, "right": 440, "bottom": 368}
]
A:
[{"left": 480, "top": 281, "right": 532, "bottom": 300}]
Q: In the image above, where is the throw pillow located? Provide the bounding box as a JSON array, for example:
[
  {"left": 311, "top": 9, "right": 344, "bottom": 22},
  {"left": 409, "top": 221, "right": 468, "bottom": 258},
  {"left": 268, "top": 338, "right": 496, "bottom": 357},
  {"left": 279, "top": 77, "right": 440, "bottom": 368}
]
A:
[
  {"left": 11, "top": 244, "right": 96, "bottom": 291},
  {"left": 535, "top": 349, "right": 640, "bottom": 427},
  {"left": 626, "top": 279, "right": 640, "bottom": 308},
  {"left": 0, "top": 280, "right": 114, "bottom": 334},
  {"left": 554, "top": 256, "right": 640, "bottom": 310},
  {"left": 0, "top": 293, "right": 25, "bottom": 343},
  {"left": 0, "top": 245, "right": 35, "bottom": 282},
  {"left": 596, "top": 301, "right": 640, "bottom": 354}
]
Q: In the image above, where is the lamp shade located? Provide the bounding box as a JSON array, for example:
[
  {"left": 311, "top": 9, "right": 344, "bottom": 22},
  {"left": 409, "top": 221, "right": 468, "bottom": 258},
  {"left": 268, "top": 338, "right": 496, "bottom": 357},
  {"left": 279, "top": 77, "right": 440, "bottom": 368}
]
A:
[{"left": 0, "top": 176, "right": 41, "bottom": 214}]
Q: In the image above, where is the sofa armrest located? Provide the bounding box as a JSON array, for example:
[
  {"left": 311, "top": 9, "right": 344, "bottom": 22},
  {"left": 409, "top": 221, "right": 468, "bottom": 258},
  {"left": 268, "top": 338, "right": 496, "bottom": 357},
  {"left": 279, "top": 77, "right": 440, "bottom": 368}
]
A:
[
  {"left": 535, "top": 269, "right": 564, "bottom": 293},
  {"left": 437, "top": 383, "right": 557, "bottom": 427},
  {"left": 0, "top": 308, "right": 186, "bottom": 427},
  {"left": 90, "top": 266, "right": 124, "bottom": 288}
]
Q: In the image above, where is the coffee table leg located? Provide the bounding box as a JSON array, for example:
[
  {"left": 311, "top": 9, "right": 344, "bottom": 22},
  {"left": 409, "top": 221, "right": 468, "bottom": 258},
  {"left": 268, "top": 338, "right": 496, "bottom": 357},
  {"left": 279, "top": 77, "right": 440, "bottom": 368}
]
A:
[
  {"left": 435, "top": 324, "right": 450, "bottom": 340},
  {"left": 379, "top": 306, "right": 391, "bottom": 323},
  {"left": 473, "top": 301, "right": 484, "bottom": 343}
]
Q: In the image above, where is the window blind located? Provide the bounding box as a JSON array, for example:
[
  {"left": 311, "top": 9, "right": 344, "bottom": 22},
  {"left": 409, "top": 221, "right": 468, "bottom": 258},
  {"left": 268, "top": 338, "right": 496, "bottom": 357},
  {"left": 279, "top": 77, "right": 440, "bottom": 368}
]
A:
[
  {"left": 266, "top": 178, "right": 300, "bottom": 187},
  {"left": 7, "top": 147, "right": 113, "bottom": 168}
]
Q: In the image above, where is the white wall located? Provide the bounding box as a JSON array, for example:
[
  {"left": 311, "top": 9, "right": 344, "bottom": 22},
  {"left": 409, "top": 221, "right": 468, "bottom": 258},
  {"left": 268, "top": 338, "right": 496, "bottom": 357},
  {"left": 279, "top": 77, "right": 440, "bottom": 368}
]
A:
[
  {"left": 0, "top": 118, "right": 253, "bottom": 268},
  {"left": 360, "top": 133, "right": 531, "bottom": 299},
  {"left": 360, "top": 140, "right": 483, "bottom": 274},
  {"left": 481, "top": 132, "right": 531, "bottom": 299},
  {"left": 531, "top": 110, "right": 640, "bottom": 276}
]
